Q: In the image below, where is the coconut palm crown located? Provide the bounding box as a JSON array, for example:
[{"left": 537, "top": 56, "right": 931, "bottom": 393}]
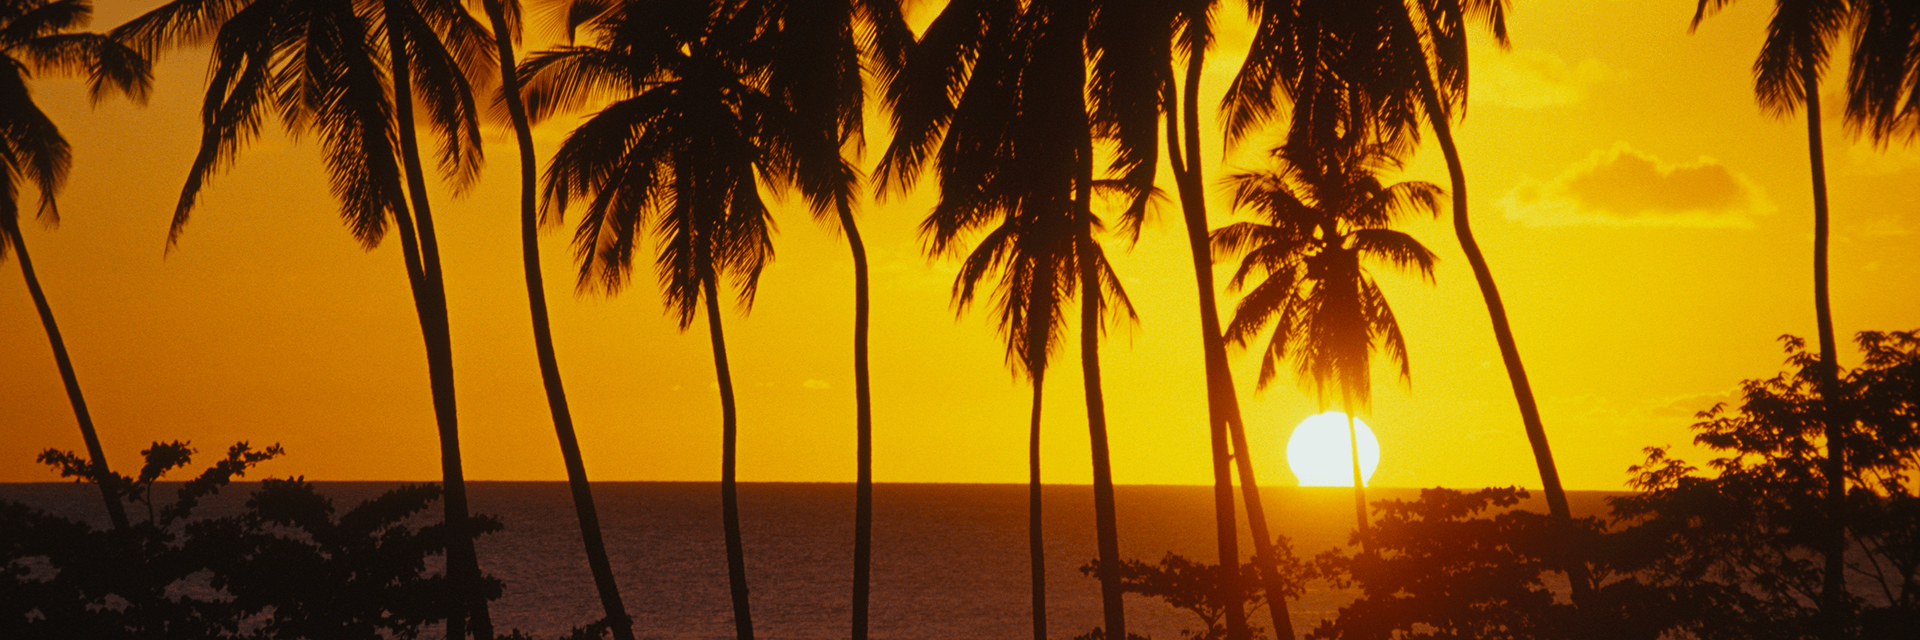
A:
[{"left": 1214, "top": 141, "right": 1438, "bottom": 408}]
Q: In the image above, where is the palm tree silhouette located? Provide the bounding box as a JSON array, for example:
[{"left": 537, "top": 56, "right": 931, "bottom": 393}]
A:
[
  {"left": 749, "top": 1, "right": 909, "bottom": 635},
  {"left": 466, "top": 0, "right": 638, "bottom": 637},
  {"left": 1691, "top": 0, "right": 1853, "bottom": 618},
  {"left": 115, "top": 0, "right": 496, "bottom": 635},
  {"left": 1226, "top": 0, "right": 1600, "bottom": 606},
  {"left": 526, "top": 3, "right": 790, "bottom": 637},
  {"left": 881, "top": 1, "right": 1137, "bottom": 637},
  {"left": 1213, "top": 140, "right": 1439, "bottom": 542},
  {"left": 1, "top": 0, "right": 149, "bottom": 533},
  {"left": 1847, "top": 0, "right": 1920, "bottom": 142},
  {"left": 1097, "top": 3, "right": 1302, "bottom": 635}
]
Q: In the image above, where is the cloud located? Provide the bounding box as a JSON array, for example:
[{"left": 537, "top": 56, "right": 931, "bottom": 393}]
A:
[
  {"left": 1499, "top": 143, "right": 1774, "bottom": 228},
  {"left": 1649, "top": 392, "right": 1737, "bottom": 419},
  {"left": 803, "top": 379, "right": 831, "bottom": 390},
  {"left": 1475, "top": 49, "right": 1616, "bottom": 109}
]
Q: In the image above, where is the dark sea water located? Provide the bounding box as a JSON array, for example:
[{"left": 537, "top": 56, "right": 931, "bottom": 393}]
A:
[{"left": 0, "top": 482, "right": 1619, "bottom": 640}]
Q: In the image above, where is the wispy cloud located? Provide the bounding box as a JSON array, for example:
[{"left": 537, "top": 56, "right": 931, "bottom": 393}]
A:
[
  {"left": 1476, "top": 49, "right": 1616, "bottom": 109},
  {"left": 1499, "top": 143, "right": 1774, "bottom": 228}
]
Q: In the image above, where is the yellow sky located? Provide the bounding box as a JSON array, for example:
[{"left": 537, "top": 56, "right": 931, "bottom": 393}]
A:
[{"left": 4, "top": 0, "right": 1916, "bottom": 490}]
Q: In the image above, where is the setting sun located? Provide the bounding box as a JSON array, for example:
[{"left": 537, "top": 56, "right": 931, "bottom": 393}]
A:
[{"left": 1287, "top": 412, "right": 1381, "bottom": 487}]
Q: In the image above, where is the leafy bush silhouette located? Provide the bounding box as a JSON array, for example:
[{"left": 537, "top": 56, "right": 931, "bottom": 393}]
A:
[
  {"left": 1082, "top": 539, "right": 1309, "bottom": 640},
  {"left": 3, "top": 441, "right": 500, "bottom": 639},
  {"left": 1609, "top": 330, "right": 1920, "bottom": 639}
]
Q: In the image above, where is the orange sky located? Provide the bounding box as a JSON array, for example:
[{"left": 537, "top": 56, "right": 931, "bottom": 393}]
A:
[{"left": 5, "top": 0, "right": 1917, "bottom": 490}]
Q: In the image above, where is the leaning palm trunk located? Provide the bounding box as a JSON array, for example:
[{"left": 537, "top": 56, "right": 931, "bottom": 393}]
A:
[
  {"left": 702, "top": 277, "right": 756, "bottom": 640},
  {"left": 1800, "top": 67, "right": 1849, "bottom": 620},
  {"left": 9, "top": 224, "right": 130, "bottom": 531},
  {"left": 1167, "top": 47, "right": 1289, "bottom": 640},
  {"left": 1078, "top": 234, "right": 1125, "bottom": 640},
  {"left": 474, "top": 1, "right": 636, "bottom": 637},
  {"left": 380, "top": 16, "right": 490, "bottom": 638},
  {"left": 835, "top": 196, "right": 876, "bottom": 640},
  {"left": 1400, "top": 14, "right": 1593, "bottom": 606},
  {"left": 1076, "top": 163, "right": 1126, "bottom": 640}
]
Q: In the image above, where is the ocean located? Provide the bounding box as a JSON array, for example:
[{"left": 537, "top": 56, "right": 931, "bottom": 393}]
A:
[{"left": 0, "top": 482, "right": 1618, "bottom": 640}]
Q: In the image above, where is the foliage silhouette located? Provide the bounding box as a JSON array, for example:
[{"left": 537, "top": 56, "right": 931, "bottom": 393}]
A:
[
  {"left": 6, "top": 441, "right": 503, "bottom": 640},
  {"left": 526, "top": 2, "right": 795, "bottom": 637},
  {"left": 113, "top": 0, "right": 497, "bottom": 633},
  {"left": 1, "top": 0, "right": 151, "bottom": 533},
  {"left": 1213, "top": 140, "right": 1439, "bottom": 540},
  {"left": 1084, "top": 544, "right": 1312, "bottom": 640},
  {"left": 1296, "top": 330, "right": 1920, "bottom": 640},
  {"left": 1610, "top": 330, "right": 1920, "bottom": 639},
  {"left": 1691, "top": 0, "right": 1855, "bottom": 622},
  {"left": 1227, "top": 0, "right": 1600, "bottom": 609},
  {"left": 1304, "top": 487, "right": 1607, "bottom": 640},
  {"left": 880, "top": 1, "right": 1141, "bottom": 636},
  {"left": 1846, "top": 0, "right": 1920, "bottom": 143}
]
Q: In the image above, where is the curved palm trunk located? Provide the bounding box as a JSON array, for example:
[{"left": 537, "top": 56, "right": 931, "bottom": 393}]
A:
[
  {"left": 1078, "top": 240, "right": 1125, "bottom": 640},
  {"left": 475, "top": 1, "right": 636, "bottom": 638},
  {"left": 1076, "top": 140, "right": 1126, "bottom": 639},
  {"left": 381, "top": 16, "right": 490, "bottom": 638},
  {"left": 837, "top": 197, "right": 875, "bottom": 640},
  {"left": 1167, "top": 48, "right": 1288, "bottom": 638},
  {"left": 9, "top": 225, "right": 130, "bottom": 531},
  {"left": 1402, "top": 18, "right": 1593, "bottom": 605},
  {"left": 702, "top": 277, "right": 755, "bottom": 640},
  {"left": 1802, "top": 69, "right": 1849, "bottom": 627},
  {"left": 1028, "top": 368, "right": 1048, "bottom": 640},
  {"left": 1346, "top": 411, "right": 1369, "bottom": 544}
]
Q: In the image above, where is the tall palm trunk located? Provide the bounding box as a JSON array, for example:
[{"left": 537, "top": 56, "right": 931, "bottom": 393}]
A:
[
  {"left": 380, "top": 14, "right": 490, "bottom": 638},
  {"left": 1802, "top": 67, "right": 1849, "bottom": 625},
  {"left": 1027, "top": 367, "right": 1048, "bottom": 640},
  {"left": 836, "top": 196, "right": 876, "bottom": 640},
  {"left": 1167, "top": 44, "right": 1291, "bottom": 638},
  {"left": 1076, "top": 114, "right": 1126, "bottom": 639},
  {"left": 1346, "top": 411, "right": 1369, "bottom": 542},
  {"left": 475, "top": 1, "right": 636, "bottom": 637},
  {"left": 1401, "top": 14, "right": 1593, "bottom": 605},
  {"left": 9, "top": 225, "right": 130, "bottom": 531},
  {"left": 702, "top": 276, "right": 755, "bottom": 640}
]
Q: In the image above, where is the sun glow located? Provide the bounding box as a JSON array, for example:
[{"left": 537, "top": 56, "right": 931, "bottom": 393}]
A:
[{"left": 1287, "top": 412, "right": 1381, "bottom": 487}]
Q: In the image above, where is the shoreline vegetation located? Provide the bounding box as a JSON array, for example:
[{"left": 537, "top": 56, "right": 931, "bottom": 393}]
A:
[
  {"left": 9, "top": 335, "right": 1920, "bottom": 638},
  {"left": 3, "top": 0, "right": 1916, "bottom": 638}
]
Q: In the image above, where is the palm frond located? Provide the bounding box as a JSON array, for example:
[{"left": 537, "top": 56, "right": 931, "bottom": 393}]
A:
[
  {"left": 1846, "top": 0, "right": 1920, "bottom": 142},
  {"left": 166, "top": 9, "right": 274, "bottom": 248},
  {"left": 520, "top": 46, "right": 647, "bottom": 122},
  {"left": 112, "top": 0, "right": 248, "bottom": 56},
  {"left": 1351, "top": 228, "right": 1437, "bottom": 281},
  {"left": 0, "top": 65, "right": 70, "bottom": 222}
]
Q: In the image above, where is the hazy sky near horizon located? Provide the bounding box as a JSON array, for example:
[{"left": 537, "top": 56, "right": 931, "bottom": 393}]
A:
[{"left": 4, "top": 0, "right": 1917, "bottom": 490}]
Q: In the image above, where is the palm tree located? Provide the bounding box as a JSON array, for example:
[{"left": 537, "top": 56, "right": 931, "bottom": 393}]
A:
[
  {"left": 469, "top": 0, "right": 638, "bottom": 637},
  {"left": 1847, "top": 0, "right": 1920, "bottom": 143},
  {"left": 115, "top": 0, "right": 495, "bottom": 635},
  {"left": 1, "top": 0, "right": 149, "bottom": 532},
  {"left": 1691, "top": 0, "right": 1854, "bottom": 619},
  {"left": 881, "top": 2, "right": 1136, "bottom": 637},
  {"left": 1090, "top": 3, "right": 1305, "bottom": 635},
  {"left": 1225, "top": 0, "right": 1603, "bottom": 607},
  {"left": 1212, "top": 140, "right": 1439, "bottom": 541},
  {"left": 748, "top": 1, "right": 910, "bottom": 635},
  {"left": 526, "top": 3, "right": 790, "bottom": 638}
]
